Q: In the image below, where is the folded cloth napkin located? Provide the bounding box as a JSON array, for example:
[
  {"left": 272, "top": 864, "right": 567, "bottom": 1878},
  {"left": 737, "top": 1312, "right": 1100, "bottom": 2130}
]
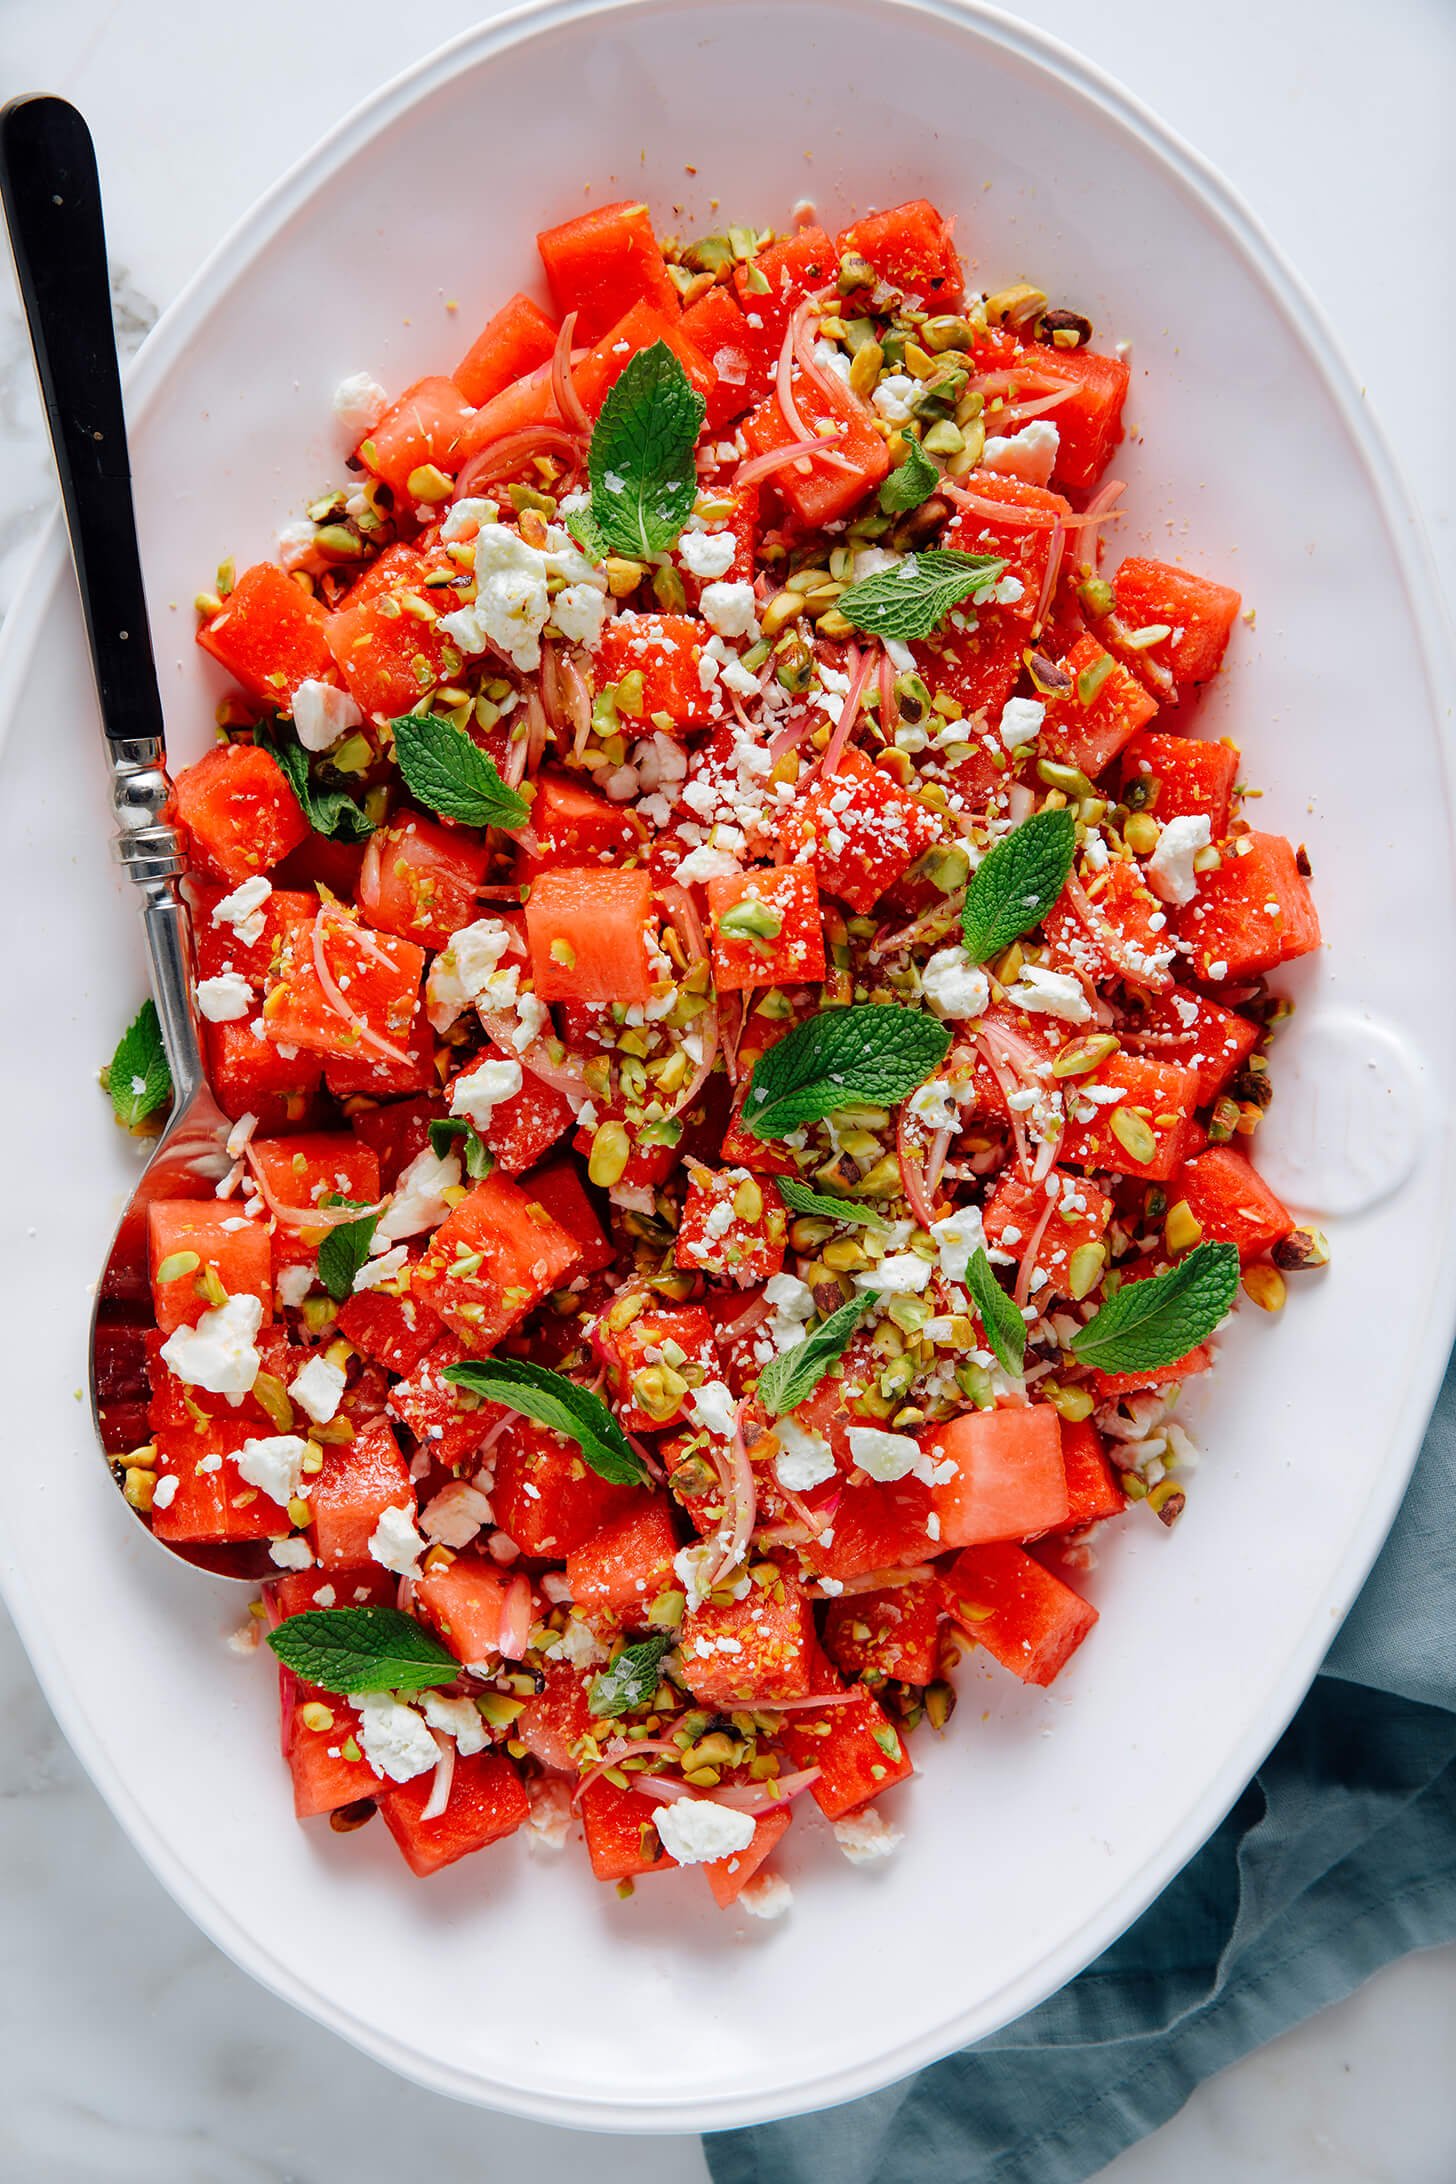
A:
[{"left": 706, "top": 1351, "right": 1456, "bottom": 2184}]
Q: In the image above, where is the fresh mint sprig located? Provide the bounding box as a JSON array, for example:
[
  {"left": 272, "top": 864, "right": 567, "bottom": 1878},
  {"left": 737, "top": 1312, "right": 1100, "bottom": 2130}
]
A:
[
  {"left": 267, "top": 1606, "right": 459, "bottom": 1694},
  {"left": 1070, "top": 1243, "right": 1239, "bottom": 1375},
  {"left": 743, "top": 1003, "right": 951, "bottom": 1142},
  {"left": 757, "top": 1294, "right": 867, "bottom": 1417},
  {"left": 443, "top": 1356, "right": 648, "bottom": 1486},
  {"left": 589, "top": 1634, "right": 674, "bottom": 1719},
  {"left": 570, "top": 340, "right": 706, "bottom": 560},
  {"left": 838, "top": 547, "right": 1008, "bottom": 642},
  {"left": 966, "top": 1247, "right": 1026, "bottom": 1377},
  {"left": 254, "top": 719, "right": 374, "bottom": 842},
  {"left": 390, "top": 713, "right": 529, "bottom": 831},
  {"left": 960, "top": 807, "right": 1076, "bottom": 964},
  {"left": 104, "top": 998, "right": 172, "bottom": 1128}
]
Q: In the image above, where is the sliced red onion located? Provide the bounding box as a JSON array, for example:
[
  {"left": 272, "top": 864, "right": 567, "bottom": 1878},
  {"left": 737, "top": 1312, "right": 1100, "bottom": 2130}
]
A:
[
  {"left": 421, "top": 1727, "right": 456, "bottom": 1822},
  {"left": 549, "top": 310, "right": 590, "bottom": 437}
]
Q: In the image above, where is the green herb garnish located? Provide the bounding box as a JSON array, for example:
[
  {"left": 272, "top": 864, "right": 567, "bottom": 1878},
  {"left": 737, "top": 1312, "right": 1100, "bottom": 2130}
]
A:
[
  {"left": 589, "top": 1634, "right": 674, "bottom": 1719},
  {"left": 316, "top": 1199, "right": 381, "bottom": 1302},
  {"left": 743, "top": 1003, "right": 951, "bottom": 1142},
  {"left": 570, "top": 340, "right": 706, "bottom": 559},
  {"left": 428, "top": 1115, "right": 495, "bottom": 1180},
  {"left": 443, "top": 1356, "right": 649, "bottom": 1486},
  {"left": 267, "top": 1606, "right": 458, "bottom": 1694},
  {"left": 878, "top": 438, "right": 939, "bottom": 516},
  {"left": 757, "top": 1294, "right": 868, "bottom": 1417},
  {"left": 966, "top": 1247, "right": 1026, "bottom": 1377},
  {"left": 390, "top": 712, "right": 529, "bottom": 831},
  {"left": 960, "top": 807, "right": 1077, "bottom": 965},
  {"left": 255, "top": 719, "right": 374, "bottom": 841},
  {"left": 104, "top": 998, "right": 172, "bottom": 1128},
  {"left": 776, "top": 1179, "right": 889, "bottom": 1232},
  {"left": 1070, "top": 1242, "right": 1239, "bottom": 1375},
  {"left": 838, "top": 548, "right": 1008, "bottom": 643}
]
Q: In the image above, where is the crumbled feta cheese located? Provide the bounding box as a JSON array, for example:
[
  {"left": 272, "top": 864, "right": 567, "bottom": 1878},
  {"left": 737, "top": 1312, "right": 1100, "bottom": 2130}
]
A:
[
  {"left": 210, "top": 875, "right": 271, "bottom": 947},
  {"left": 981, "top": 419, "right": 1059, "bottom": 486},
  {"left": 289, "top": 1355, "right": 346, "bottom": 1426},
  {"left": 357, "top": 1694, "right": 438, "bottom": 1784},
  {"left": 653, "top": 1797, "right": 757, "bottom": 1866},
  {"left": 292, "top": 677, "right": 362, "bottom": 753},
  {"left": 774, "top": 1418, "right": 837, "bottom": 1493},
  {"left": 158, "top": 1293, "right": 263, "bottom": 1399},
  {"left": 1146, "top": 813, "right": 1212, "bottom": 906},
  {"left": 997, "top": 696, "right": 1046, "bottom": 752},
  {"left": 439, "top": 523, "right": 603, "bottom": 675},
  {"left": 674, "top": 1540, "right": 718, "bottom": 1612},
  {"left": 368, "top": 1502, "right": 426, "bottom": 1576},
  {"left": 196, "top": 972, "right": 253, "bottom": 1023},
  {"left": 419, "top": 1479, "right": 493, "bottom": 1549},
  {"left": 268, "top": 1538, "right": 315, "bottom": 1571},
  {"left": 907, "top": 1078, "right": 961, "bottom": 1132},
  {"left": 855, "top": 1252, "right": 933, "bottom": 1296},
  {"left": 699, "top": 580, "right": 759, "bottom": 640},
  {"left": 151, "top": 1474, "right": 180, "bottom": 1510},
  {"left": 526, "top": 1773, "right": 574, "bottom": 1852},
  {"left": 374, "top": 1145, "right": 461, "bottom": 1243},
  {"left": 689, "top": 1378, "right": 738, "bottom": 1440},
  {"left": 871, "top": 374, "right": 918, "bottom": 424},
  {"left": 332, "top": 371, "right": 388, "bottom": 438},
  {"left": 551, "top": 582, "right": 606, "bottom": 647},
  {"left": 1005, "top": 963, "right": 1092, "bottom": 1023},
  {"left": 674, "top": 841, "right": 744, "bottom": 885},
  {"left": 833, "top": 1807, "right": 904, "bottom": 1863},
  {"left": 847, "top": 1426, "right": 923, "bottom": 1482},
  {"left": 929, "top": 1204, "right": 987, "bottom": 1285},
  {"left": 275, "top": 1264, "right": 316, "bottom": 1309},
  {"left": 441, "top": 496, "right": 500, "bottom": 539},
  {"left": 235, "top": 1433, "right": 309, "bottom": 1507},
  {"left": 679, "top": 529, "right": 737, "bottom": 581},
  {"left": 739, "top": 1870, "right": 794, "bottom": 1920},
  {"left": 451, "top": 1055, "right": 523, "bottom": 1131},
  {"left": 350, "top": 1244, "right": 409, "bottom": 1294},
  {"left": 921, "top": 947, "right": 990, "bottom": 1021},
  {"left": 422, "top": 1691, "right": 488, "bottom": 1757},
  {"left": 552, "top": 1616, "right": 606, "bottom": 1669},
  {"left": 424, "top": 916, "right": 517, "bottom": 1031}
]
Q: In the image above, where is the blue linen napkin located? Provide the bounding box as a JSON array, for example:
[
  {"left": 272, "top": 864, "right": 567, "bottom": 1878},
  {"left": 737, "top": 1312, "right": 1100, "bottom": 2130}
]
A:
[{"left": 706, "top": 1352, "right": 1456, "bottom": 2184}]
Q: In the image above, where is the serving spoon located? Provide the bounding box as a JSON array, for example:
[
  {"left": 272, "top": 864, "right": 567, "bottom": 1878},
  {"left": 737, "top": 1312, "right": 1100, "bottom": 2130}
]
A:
[{"left": 2, "top": 94, "right": 262, "bottom": 1580}]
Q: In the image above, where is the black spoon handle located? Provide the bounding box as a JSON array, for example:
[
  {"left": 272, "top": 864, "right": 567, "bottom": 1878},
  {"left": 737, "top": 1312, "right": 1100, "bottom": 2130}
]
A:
[{"left": 0, "top": 93, "right": 165, "bottom": 744}]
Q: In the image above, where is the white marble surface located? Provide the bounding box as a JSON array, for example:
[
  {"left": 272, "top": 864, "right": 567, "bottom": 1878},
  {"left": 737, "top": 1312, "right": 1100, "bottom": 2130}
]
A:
[{"left": 1, "top": 0, "right": 1453, "bottom": 2176}]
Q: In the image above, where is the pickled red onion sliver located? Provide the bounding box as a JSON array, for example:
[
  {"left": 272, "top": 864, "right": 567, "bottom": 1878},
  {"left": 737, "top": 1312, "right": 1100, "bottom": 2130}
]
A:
[
  {"left": 1013, "top": 1186, "right": 1061, "bottom": 1309},
  {"left": 453, "top": 423, "right": 584, "bottom": 500},
  {"left": 734, "top": 431, "right": 850, "bottom": 490},
  {"left": 549, "top": 310, "right": 590, "bottom": 437},
  {"left": 895, "top": 1106, "right": 939, "bottom": 1230},
  {"left": 498, "top": 1571, "right": 534, "bottom": 1660},
  {"left": 244, "top": 1143, "right": 386, "bottom": 1233},
  {"left": 310, "top": 907, "right": 415, "bottom": 1069},
  {"left": 820, "top": 643, "right": 875, "bottom": 778},
  {"left": 421, "top": 1728, "right": 456, "bottom": 1822}
]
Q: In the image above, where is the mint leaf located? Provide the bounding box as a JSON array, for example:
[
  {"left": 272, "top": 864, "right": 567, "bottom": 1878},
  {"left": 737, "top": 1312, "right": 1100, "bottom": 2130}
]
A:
[
  {"left": 427, "top": 1116, "right": 495, "bottom": 1180},
  {"left": 254, "top": 720, "right": 373, "bottom": 842},
  {"left": 966, "top": 1247, "right": 1026, "bottom": 1377},
  {"left": 104, "top": 998, "right": 172, "bottom": 1128},
  {"left": 1070, "top": 1242, "right": 1239, "bottom": 1375},
  {"left": 390, "top": 712, "right": 529, "bottom": 831},
  {"left": 744, "top": 1003, "right": 951, "bottom": 1142},
  {"left": 960, "top": 807, "right": 1076, "bottom": 964},
  {"left": 583, "top": 341, "right": 706, "bottom": 558},
  {"left": 757, "top": 1293, "right": 867, "bottom": 1417},
  {"left": 838, "top": 548, "right": 1007, "bottom": 642},
  {"left": 317, "top": 1206, "right": 381, "bottom": 1301},
  {"left": 443, "top": 1356, "right": 648, "bottom": 1486},
  {"left": 776, "top": 1179, "right": 888, "bottom": 1232},
  {"left": 589, "top": 1634, "right": 673, "bottom": 1719},
  {"left": 879, "top": 438, "right": 939, "bottom": 516},
  {"left": 267, "top": 1606, "right": 459, "bottom": 1694}
]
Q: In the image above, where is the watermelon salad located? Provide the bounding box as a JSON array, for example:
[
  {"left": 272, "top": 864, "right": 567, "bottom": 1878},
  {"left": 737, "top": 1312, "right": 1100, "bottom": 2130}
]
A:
[{"left": 98, "top": 194, "right": 1325, "bottom": 1907}]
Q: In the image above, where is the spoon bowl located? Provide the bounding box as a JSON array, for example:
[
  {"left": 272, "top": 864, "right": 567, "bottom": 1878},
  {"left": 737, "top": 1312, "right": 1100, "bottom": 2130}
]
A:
[{"left": 2, "top": 94, "right": 258, "bottom": 1580}]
